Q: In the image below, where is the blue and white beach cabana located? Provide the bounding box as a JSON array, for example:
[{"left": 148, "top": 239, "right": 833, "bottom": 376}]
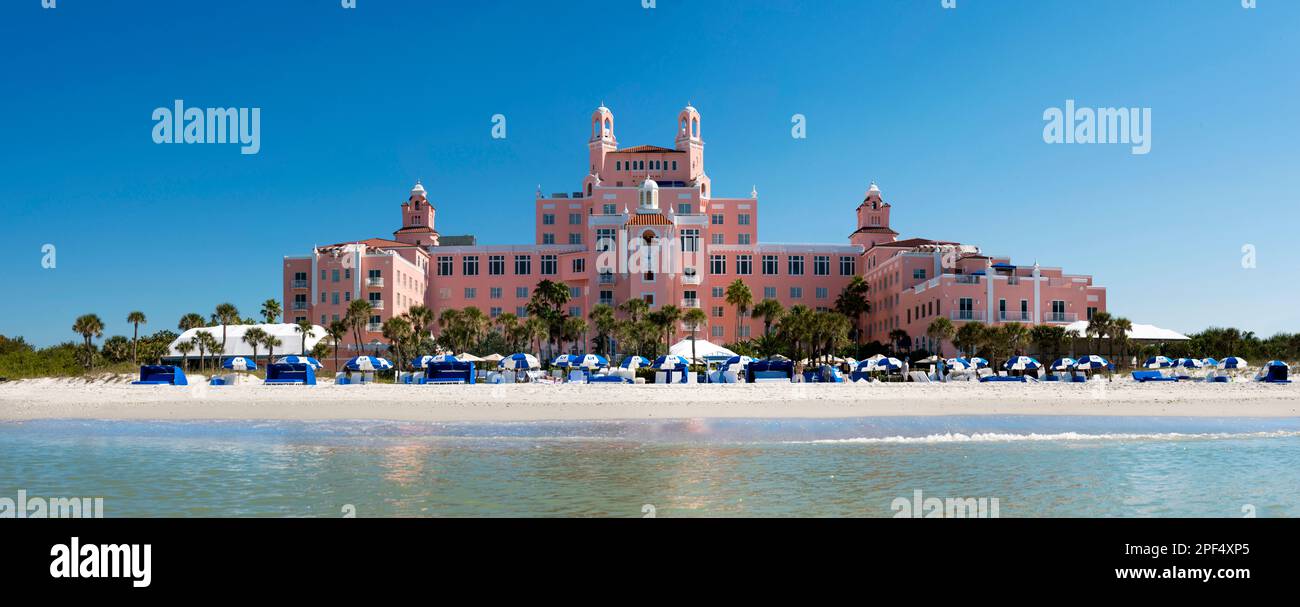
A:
[{"left": 1257, "top": 360, "right": 1291, "bottom": 384}]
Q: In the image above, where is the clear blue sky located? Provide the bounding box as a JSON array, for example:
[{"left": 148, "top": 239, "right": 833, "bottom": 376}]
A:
[{"left": 1, "top": 0, "right": 1297, "bottom": 346}]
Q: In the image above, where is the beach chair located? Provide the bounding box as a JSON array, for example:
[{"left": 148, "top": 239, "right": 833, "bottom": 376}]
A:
[
  {"left": 908, "top": 371, "right": 932, "bottom": 383},
  {"left": 335, "top": 372, "right": 350, "bottom": 385},
  {"left": 425, "top": 361, "right": 475, "bottom": 384},
  {"left": 1258, "top": 365, "right": 1291, "bottom": 384},
  {"left": 131, "top": 365, "right": 188, "bottom": 386},
  {"left": 1131, "top": 371, "right": 1177, "bottom": 383},
  {"left": 979, "top": 375, "right": 1026, "bottom": 383}
]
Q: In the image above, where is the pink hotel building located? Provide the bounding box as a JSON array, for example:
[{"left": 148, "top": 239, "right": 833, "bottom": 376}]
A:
[{"left": 282, "top": 105, "right": 1105, "bottom": 355}]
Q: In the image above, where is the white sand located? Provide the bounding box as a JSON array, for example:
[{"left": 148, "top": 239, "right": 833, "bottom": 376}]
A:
[{"left": 0, "top": 375, "right": 1296, "bottom": 422}]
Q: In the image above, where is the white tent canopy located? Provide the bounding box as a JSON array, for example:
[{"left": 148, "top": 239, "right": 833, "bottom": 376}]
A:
[
  {"left": 668, "top": 338, "right": 737, "bottom": 362},
  {"left": 1062, "top": 320, "right": 1189, "bottom": 341},
  {"left": 165, "top": 324, "right": 328, "bottom": 359}
]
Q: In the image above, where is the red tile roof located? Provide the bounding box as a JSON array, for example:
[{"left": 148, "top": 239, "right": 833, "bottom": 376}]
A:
[
  {"left": 321, "top": 237, "right": 417, "bottom": 250},
  {"left": 625, "top": 213, "right": 673, "bottom": 226},
  {"left": 610, "top": 145, "right": 683, "bottom": 154}
]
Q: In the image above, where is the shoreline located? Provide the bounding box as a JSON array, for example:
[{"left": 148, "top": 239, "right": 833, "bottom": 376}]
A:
[{"left": 1, "top": 377, "right": 1297, "bottom": 423}]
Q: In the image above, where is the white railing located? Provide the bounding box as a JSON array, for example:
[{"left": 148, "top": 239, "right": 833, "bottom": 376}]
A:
[
  {"left": 998, "top": 311, "right": 1031, "bottom": 322},
  {"left": 1045, "top": 312, "right": 1078, "bottom": 323},
  {"left": 681, "top": 298, "right": 700, "bottom": 308},
  {"left": 292, "top": 302, "right": 308, "bottom": 311},
  {"left": 950, "top": 310, "right": 984, "bottom": 321},
  {"left": 367, "top": 277, "right": 384, "bottom": 287},
  {"left": 292, "top": 280, "right": 308, "bottom": 289},
  {"left": 366, "top": 323, "right": 382, "bottom": 332},
  {"left": 369, "top": 300, "right": 384, "bottom": 310}
]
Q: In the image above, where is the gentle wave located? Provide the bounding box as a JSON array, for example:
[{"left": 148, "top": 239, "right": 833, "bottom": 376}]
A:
[{"left": 791, "top": 430, "right": 1300, "bottom": 444}]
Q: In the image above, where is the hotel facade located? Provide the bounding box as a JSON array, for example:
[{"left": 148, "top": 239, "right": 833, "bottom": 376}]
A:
[{"left": 282, "top": 105, "right": 1106, "bottom": 353}]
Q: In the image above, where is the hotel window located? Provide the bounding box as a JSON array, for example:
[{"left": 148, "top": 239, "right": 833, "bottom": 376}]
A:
[
  {"left": 568, "top": 233, "right": 582, "bottom": 245},
  {"left": 762, "top": 255, "right": 778, "bottom": 275},
  {"left": 710, "top": 254, "right": 727, "bottom": 275},
  {"left": 331, "top": 269, "right": 340, "bottom": 282},
  {"left": 672, "top": 160, "right": 678, "bottom": 170},
  {"left": 488, "top": 255, "right": 505, "bottom": 275},
  {"left": 814, "top": 255, "right": 830, "bottom": 276},
  {"left": 738, "top": 234, "right": 751, "bottom": 245},
  {"left": 436, "top": 256, "right": 453, "bottom": 276},
  {"left": 569, "top": 306, "right": 582, "bottom": 318},
  {"left": 344, "top": 292, "right": 351, "bottom": 302},
  {"left": 569, "top": 213, "right": 581, "bottom": 225},
  {"left": 712, "top": 287, "right": 724, "bottom": 298},
  {"left": 490, "top": 287, "right": 502, "bottom": 299},
  {"left": 642, "top": 293, "right": 654, "bottom": 306},
  {"left": 711, "top": 214, "right": 724, "bottom": 225},
  {"left": 542, "top": 214, "right": 555, "bottom": 225},
  {"left": 712, "top": 306, "right": 724, "bottom": 318},
  {"left": 596, "top": 228, "right": 617, "bottom": 251},
  {"left": 572, "top": 258, "right": 585, "bottom": 273},
  {"left": 764, "top": 286, "right": 776, "bottom": 299},
  {"left": 368, "top": 292, "right": 380, "bottom": 303},
  {"left": 516, "top": 306, "right": 528, "bottom": 317},
  {"left": 516, "top": 287, "right": 529, "bottom": 298},
  {"left": 369, "top": 315, "right": 381, "bottom": 326},
  {"left": 603, "top": 204, "right": 616, "bottom": 215},
  {"left": 294, "top": 271, "right": 307, "bottom": 282},
  {"left": 615, "top": 161, "right": 621, "bottom": 170},
  {"left": 320, "top": 269, "right": 327, "bottom": 281},
  {"left": 738, "top": 325, "right": 751, "bottom": 338},
  {"left": 599, "top": 290, "right": 614, "bottom": 306},
  {"left": 490, "top": 307, "right": 502, "bottom": 318},
  {"left": 463, "top": 256, "right": 479, "bottom": 276},
  {"left": 331, "top": 292, "right": 339, "bottom": 305},
  {"left": 543, "top": 233, "right": 555, "bottom": 245},
  {"left": 344, "top": 269, "right": 351, "bottom": 280},
  {"left": 738, "top": 214, "right": 750, "bottom": 226},
  {"left": 788, "top": 256, "right": 805, "bottom": 276},
  {"left": 541, "top": 255, "right": 558, "bottom": 275},
  {"left": 1020, "top": 300, "right": 1029, "bottom": 320},
  {"left": 678, "top": 203, "right": 692, "bottom": 214},
  {"left": 711, "top": 326, "right": 724, "bottom": 338},
  {"left": 320, "top": 315, "right": 327, "bottom": 325},
  {"left": 680, "top": 229, "right": 699, "bottom": 252},
  {"left": 816, "top": 287, "right": 828, "bottom": 300},
  {"left": 1087, "top": 307, "right": 1097, "bottom": 321},
  {"left": 569, "top": 286, "right": 582, "bottom": 299},
  {"left": 515, "top": 255, "right": 531, "bottom": 275},
  {"left": 840, "top": 256, "right": 856, "bottom": 276},
  {"left": 959, "top": 298, "right": 975, "bottom": 320},
  {"left": 320, "top": 292, "right": 327, "bottom": 303},
  {"left": 790, "top": 287, "right": 803, "bottom": 299},
  {"left": 711, "top": 234, "right": 724, "bottom": 245},
  {"left": 465, "top": 288, "right": 476, "bottom": 299},
  {"left": 913, "top": 268, "right": 927, "bottom": 280},
  {"left": 736, "top": 254, "right": 752, "bottom": 275}
]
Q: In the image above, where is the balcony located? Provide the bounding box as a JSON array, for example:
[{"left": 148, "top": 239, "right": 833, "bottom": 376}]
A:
[
  {"left": 998, "top": 311, "right": 1031, "bottom": 322},
  {"left": 950, "top": 310, "right": 985, "bottom": 321},
  {"left": 292, "top": 280, "right": 308, "bottom": 289},
  {"left": 1045, "top": 312, "right": 1078, "bottom": 323},
  {"left": 366, "top": 323, "right": 383, "bottom": 332},
  {"left": 952, "top": 275, "right": 981, "bottom": 285},
  {"left": 683, "top": 272, "right": 703, "bottom": 285},
  {"left": 681, "top": 298, "right": 700, "bottom": 308},
  {"left": 598, "top": 273, "right": 616, "bottom": 285},
  {"left": 292, "top": 302, "right": 308, "bottom": 311},
  {"left": 368, "top": 299, "right": 384, "bottom": 310},
  {"left": 367, "top": 277, "right": 384, "bottom": 287}
]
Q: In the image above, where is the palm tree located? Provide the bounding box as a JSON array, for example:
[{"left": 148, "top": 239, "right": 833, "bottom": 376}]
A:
[
  {"left": 562, "top": 316, "right": 587, "bottom": 354},
  {"left": 260, "top": 299, "right": 282, "bottom": 325},
  {"left": 925, "top": 317, "right": 956, "bottom": 357},
  {"left": 345, "top": 299, "right": 373, "bottom": 355},
  {"left": 126, "top": 311, "right": 147, "bottom": 364},
  {"left": 777, "top": 305, "right": 814, "bottom": 363},
  {"left": 588, "top": 304, "right": 616, "bottom": 357},
  {"left": 524, "top": 315, "right": 548, "bottom": 355},
  {"left": 888, "top": 329, "right": 911, "bottom": 357},
  {"left": 326, "top": 320, "right": 349, "bottom": 370},
  {"left": 1030, "top": 324, "right": 1067, "bottom": 364},
  {"left": 724, "top": 279, "right": 753, "bottom": 342},
  {"left": 494, "top": 312, "right": 521, "bottom": 352},
  {"left": 461, "top": 306, "right": 491, "bottom": 353},
  {"left": 682, "top": 308, "right": 708, "bottom": 363},
  {"left": 175, "top": 339, "right": 194, "bottom": 371},
  {"left": 658, "top": 305, "right": 683, "bottom": 353},
  {"left": 214, "top": 303, "right": 240, "bottom": 353},
  {"left": 192, "top": 335, "right": 207, "bottom": 372},
  {"left": 406, "top": 305, "right": 434, "bottom": 345},
  {"left": 618, "top": 298, "right": 649, "bottom": 323},
  {"left": 72, "top": 313, "right": 105, "bottom": 369},
  {"left": 178, "top": 312, "right": 206, "bottom": 332},
  {"left": 527, "top": 279, "right": 571, "bottom": 357},
  {"left": 1002, "top": 322, "right": 1029, "bottom": 356},
  {"left": 294, "top": 319, "right": 316, "bottom": 355},
  {"left": 242, "top": 328, "right": 268, "bottom": 361},
  {"left": 262, "top": 334, "right": 282, "bottom": 363},
  {"left": 833, "top": 275, "right": 870, "bottom": 343},
  {"left": 437, "top": 308, "right": 464, "bottom": 353},
  {"left": 751, "top": 299, "right": 785, "bottom": 337},
  {"left": 1111, "top": 316, "right": 1132, "bottom": 368},
  {"left": 382, "top": 316, "right": 412, "bottom": 372},
  {"left": 208, "top": 338, "right": 225, "bottom": 373},
  {"left": 953, "top": 321, "right": 987, "bottom": 358},
  {"left": 1086, "top": 311, "right": 1112, "bottom": 356}
]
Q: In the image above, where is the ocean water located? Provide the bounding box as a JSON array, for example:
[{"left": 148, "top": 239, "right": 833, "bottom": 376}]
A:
[{"left": 2, "top": 416, "right": 1299, "bottom": 517}]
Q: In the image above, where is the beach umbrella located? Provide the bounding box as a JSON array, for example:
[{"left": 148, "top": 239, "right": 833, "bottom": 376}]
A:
[
  {"left": 1201, "top": 357, "right": 1220, "bottom": 368},
  {"left": 1173, "top": 357, "right": 1204, "bottom": 370},
  {"left": 1003, "top": 356, "right": 1042, "bottom": 371},
  {"left": 1264, "top": 360, "right": 1290, "bottom": 369},
  {"left": 618, "top": 355, "right": 651, "bottom": 370},
  {"left": 457, "top": 353, "right": 484, "bottom": 362},
  {"left": 946, "top": 357, "right": 973, "bottom": 371},
  {"left": 576, "top": 354, "right": 609, "bottom": 369},
  {"left": 344, "top": 356, "right": 393, "bottom": 371},
  {"left": 222, "top": 356, "right": 258, "bottom": 371},
  {"left": 1218, "top": 357, "right": 1248, "bottom": 370},
  {"left": 430, "top": 353, "right": 460, "bottom": 364},
  {"left": 1144, "top": 356, "right": 1174, "bottom": 369},
  {"left": 969, "top": 357, "right": 989, "bottom": 368},
  {"left": 483, "top": 353, "right": 504, "bottom": 363},
  {"left": 498, "top": 353, "right": 540, "bottom": 370},
  {"left": 653, "top": 355, "right": 691, "bottom": 369},
  {"left": 722, "top": 355, "right": 753, "bottom": 369},
  {"left": 552, "top": 354, "right": 580, "bottom": 367},
  {"left": 1074, "top": 355, "right": 1113, "bottom": 371},
  {"left": 768, "top": 354, "right": 792, "bottom": 362},
  {"left": 918, "top": 355, "right": 942, "bottom": 365},
  {"left": 275, "top": 355, "right": 322, "bottom": 370},
  {"left": 865, "top": 357, "right": 904, "bottom": 372},
  {"left": 411, "top": 355, "right": 437, "bottom": 368},
  {"left": 1049, "top": 357, "right": 1078, "bottom": 371}
]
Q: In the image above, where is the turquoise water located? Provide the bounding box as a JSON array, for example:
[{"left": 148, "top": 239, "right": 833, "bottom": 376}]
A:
[{"left": 2, "top": 417, "right": 1299, "bottom": 517}]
